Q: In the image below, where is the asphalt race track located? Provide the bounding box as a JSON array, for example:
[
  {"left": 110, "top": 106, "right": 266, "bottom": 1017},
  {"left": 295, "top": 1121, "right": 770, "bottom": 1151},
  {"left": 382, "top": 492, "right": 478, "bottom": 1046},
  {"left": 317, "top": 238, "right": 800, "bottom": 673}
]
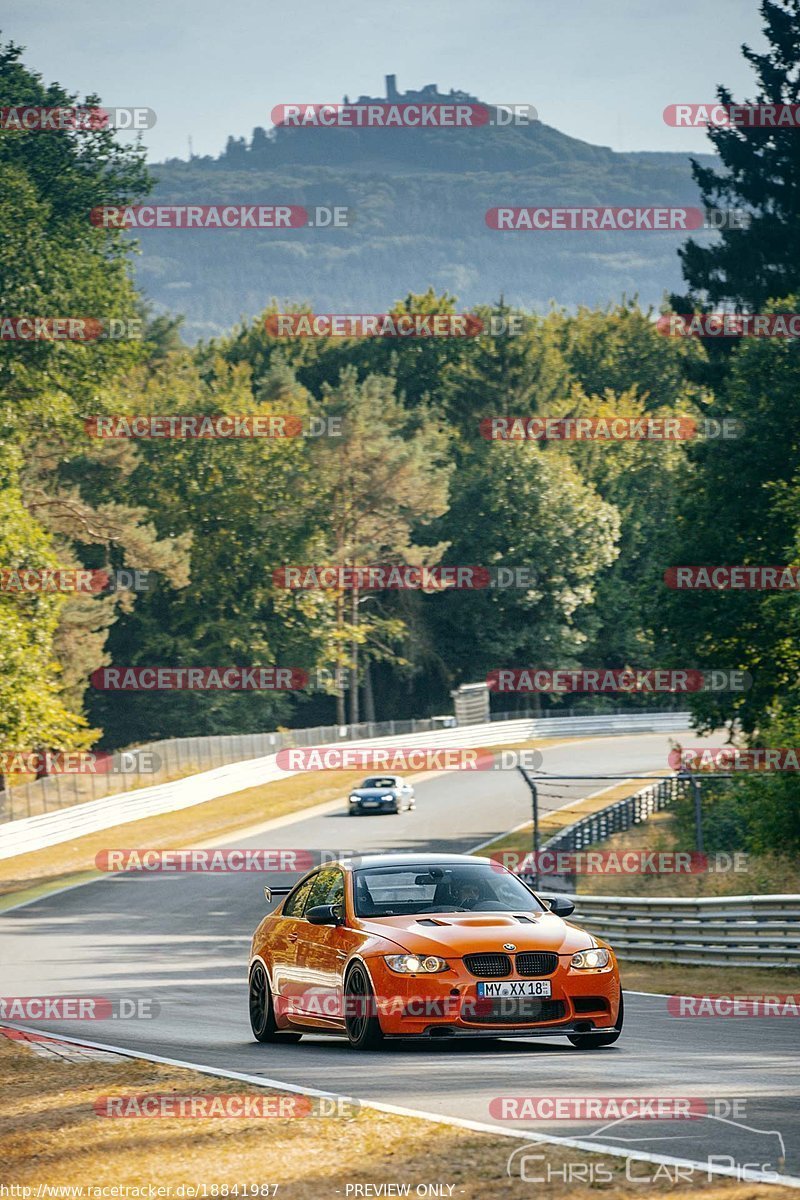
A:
[{"left": 2, "top": 731, "right": 798, "bottom": 1183}]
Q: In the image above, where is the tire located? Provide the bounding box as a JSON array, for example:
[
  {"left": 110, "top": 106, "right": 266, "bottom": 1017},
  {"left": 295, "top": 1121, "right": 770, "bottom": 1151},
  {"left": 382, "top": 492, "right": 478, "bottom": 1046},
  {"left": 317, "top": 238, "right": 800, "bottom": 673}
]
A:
[
  {"left": 344, "top": 963, "right": 384, "bottom": 1050},
  {"left": 568, "top": 991, "right": 624, "bottom": 1049},
  {"left": 249, "top": 962, "right": 302, "bottom": 1044}
]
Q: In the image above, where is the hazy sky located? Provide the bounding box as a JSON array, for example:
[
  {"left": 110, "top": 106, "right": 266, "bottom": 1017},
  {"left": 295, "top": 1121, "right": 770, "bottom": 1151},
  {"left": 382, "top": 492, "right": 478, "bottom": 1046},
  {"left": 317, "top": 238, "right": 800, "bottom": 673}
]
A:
[{"left": 4, "top": 0, "right": 766, "bottom": 161}]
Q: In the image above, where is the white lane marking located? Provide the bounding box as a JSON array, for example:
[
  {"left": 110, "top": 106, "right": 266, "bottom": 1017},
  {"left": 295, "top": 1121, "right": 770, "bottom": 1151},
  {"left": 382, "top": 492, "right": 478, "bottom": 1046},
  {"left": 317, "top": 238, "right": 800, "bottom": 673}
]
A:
[
  {"left": 624, "top": 990, "right": 676, "bottom": 998},
  {"left": 0, "top": 1020, "right": 796, "bottom": 1188}
]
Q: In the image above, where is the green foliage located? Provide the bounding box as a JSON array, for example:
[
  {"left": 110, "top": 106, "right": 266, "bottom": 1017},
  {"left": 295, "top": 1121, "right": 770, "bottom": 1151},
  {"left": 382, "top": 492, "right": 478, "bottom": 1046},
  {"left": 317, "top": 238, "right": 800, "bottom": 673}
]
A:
[
  {"left": 673, "top": 708, "right": 800, "bottom": 857},
  {"left": 674, "top": 0, "right": 800, "bottom": 310},
  {"left": 662, "top": 299, "right": 800, "bottom": 733},
  {"left": 0, "top": 37, "right": 171, "bottom": 755}
]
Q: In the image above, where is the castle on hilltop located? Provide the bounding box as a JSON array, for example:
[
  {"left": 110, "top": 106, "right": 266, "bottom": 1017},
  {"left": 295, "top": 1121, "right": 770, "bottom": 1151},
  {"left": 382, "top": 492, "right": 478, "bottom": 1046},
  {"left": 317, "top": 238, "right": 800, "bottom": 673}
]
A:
[{"left": 344, "top": 75, "right": 478, "bottom": 106}]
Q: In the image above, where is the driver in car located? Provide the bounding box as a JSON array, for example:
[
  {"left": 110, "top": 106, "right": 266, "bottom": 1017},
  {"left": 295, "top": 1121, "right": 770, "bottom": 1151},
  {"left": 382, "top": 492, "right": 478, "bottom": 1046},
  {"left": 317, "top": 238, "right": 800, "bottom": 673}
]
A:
[{"left": 450, "top": 877, "right": 483, "bottom": 909}]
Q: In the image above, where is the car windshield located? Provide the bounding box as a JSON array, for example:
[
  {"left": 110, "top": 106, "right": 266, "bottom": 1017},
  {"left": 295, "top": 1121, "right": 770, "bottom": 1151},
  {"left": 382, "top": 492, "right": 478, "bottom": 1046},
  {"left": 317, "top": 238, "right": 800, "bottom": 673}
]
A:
[
  {"left": 353, "top": 864, "right": 546, "bottom": 917},
  {"left": 360, "top": 777, "right": 397, "bottom": 789}
]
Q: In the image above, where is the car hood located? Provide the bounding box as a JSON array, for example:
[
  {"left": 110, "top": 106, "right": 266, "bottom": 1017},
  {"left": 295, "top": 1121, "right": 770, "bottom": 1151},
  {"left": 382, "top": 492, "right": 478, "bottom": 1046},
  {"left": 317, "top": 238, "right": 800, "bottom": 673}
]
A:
[
  {"left": 356, "top": 911, "right": 595, "bottom": 956},
  {"left": 351, "top": 787, "right": 396, "bottom": 798}
]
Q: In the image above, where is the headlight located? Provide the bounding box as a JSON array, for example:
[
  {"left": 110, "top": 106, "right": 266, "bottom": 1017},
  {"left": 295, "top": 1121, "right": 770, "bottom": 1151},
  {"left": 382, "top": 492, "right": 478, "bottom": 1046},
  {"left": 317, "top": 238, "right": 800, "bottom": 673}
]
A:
[
  {"left": 349, "top": 795, "right": 359, "bottom": 802},
  {"left": 571, "top": 948, "right": 610, "bottom": 970},
  {"left": 385, "top": 954, "right": 449, "bottom": 974}
]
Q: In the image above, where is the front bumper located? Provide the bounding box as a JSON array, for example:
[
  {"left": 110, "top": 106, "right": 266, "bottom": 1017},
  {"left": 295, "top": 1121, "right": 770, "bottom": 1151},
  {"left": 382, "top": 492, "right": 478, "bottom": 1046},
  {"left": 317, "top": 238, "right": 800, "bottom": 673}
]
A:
[
  {"left": 366, "top": 954, "right": 620, "bottom": 1037},
  {"left": 350, "top": 797, "right": 397, "bottom": 813},
  {"left": 385, "top": 1021, "right": 620, "bottom": 1040}
]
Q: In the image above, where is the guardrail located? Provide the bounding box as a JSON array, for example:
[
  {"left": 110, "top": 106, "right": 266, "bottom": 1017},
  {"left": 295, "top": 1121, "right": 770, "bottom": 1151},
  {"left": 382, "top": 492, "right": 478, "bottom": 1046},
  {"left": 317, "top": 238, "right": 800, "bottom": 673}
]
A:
[
  {"left": 0, "top": 707, "right": 686, "bottom": 824},
  {"left": 515, "top": 776, "right": 799, "bottom": 968},
  {"left": 0, "top": 711, "right": 692, "bottom": 860},
  {"left": 570, "top": 894, "right": 800, "bottom": 969},
  {"left": 542, "top": 774, "right": 686, "bottom": 856}
]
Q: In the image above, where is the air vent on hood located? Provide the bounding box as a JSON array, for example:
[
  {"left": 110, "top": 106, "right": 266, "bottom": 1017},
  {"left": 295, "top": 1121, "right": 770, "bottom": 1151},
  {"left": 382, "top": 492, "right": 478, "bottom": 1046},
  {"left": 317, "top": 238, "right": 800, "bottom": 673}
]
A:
[
  {"left": 416, "top": 918, "right": 447, "bottom": 926},
  {"left": 513, "top": 915, "right": 536, "bottom": 923}
]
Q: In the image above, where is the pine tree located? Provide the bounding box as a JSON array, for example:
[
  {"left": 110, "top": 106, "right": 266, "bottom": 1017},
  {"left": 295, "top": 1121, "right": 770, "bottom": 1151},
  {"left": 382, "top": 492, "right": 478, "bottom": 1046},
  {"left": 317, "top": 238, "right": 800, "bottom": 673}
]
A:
[{"left": 672, "top": 0, "right": 800, "bottom": 311}]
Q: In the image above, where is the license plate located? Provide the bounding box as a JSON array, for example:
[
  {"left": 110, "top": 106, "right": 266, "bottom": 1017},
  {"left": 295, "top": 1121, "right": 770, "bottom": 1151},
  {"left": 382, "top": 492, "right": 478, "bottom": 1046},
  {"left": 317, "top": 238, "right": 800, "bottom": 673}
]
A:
[
  {"left": 363, "top": 800, "right": 378, "bottom": 806},
  {"left": 476, "top": 980, "right": 552, "bottom": 998}
]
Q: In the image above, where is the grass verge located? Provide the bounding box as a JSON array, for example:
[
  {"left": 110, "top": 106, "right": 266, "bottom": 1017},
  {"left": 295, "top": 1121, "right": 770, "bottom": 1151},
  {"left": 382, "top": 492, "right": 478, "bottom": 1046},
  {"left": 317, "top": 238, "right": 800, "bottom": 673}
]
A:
[
  {"left": 619, "top": 960, "right": 800, "bottom": 995},
  {"left": 0, "top": 1032, "right": 794, "bottom": 1197}
]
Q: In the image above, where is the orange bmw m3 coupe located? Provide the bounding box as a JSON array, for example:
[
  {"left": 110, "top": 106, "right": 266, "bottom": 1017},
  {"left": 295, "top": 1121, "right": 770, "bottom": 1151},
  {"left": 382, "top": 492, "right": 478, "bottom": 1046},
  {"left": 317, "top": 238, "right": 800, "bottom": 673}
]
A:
[{"left": 248, "top": 853, "right": 622, "bottom": 1050}]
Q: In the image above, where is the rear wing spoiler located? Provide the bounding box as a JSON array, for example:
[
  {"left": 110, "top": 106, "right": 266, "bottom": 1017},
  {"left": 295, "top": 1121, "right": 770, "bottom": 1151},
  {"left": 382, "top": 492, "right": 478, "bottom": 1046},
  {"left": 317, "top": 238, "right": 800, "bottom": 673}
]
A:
[{"left": 264, "top": 885, "right": 293, "bottom": 903}]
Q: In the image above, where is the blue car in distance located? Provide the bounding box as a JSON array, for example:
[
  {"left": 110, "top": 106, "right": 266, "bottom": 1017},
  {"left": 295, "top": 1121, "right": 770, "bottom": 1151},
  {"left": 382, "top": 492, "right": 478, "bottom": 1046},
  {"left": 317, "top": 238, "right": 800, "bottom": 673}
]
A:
[{"left": 347, "top": 775, "right": 415, "bottom": 815}]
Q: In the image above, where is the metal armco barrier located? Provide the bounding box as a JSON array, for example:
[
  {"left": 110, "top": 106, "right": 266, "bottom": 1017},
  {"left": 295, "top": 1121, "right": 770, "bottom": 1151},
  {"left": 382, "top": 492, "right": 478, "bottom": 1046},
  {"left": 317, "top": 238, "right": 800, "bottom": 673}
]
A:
[
  {"left": 0, "top": 708, "right": 689, "bottom": 824},
  {"left": 518, "top": 776, "right": 799, "bottom": 969},
  {"left": 544, "top": 774, "right": 686, "bottom": 856},
  {"left": 0, "top": 711, "right": 691, "bottom": 860},
  {"left": 571, "top": 894, "right": 800, "bottom": 969}
]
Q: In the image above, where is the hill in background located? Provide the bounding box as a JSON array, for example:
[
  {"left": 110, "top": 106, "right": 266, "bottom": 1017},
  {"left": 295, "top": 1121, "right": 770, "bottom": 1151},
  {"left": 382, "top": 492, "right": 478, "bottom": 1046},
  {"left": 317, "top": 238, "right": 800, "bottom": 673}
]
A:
[{"left": 137, "top": 76, "right": 718, "bottom": 341}]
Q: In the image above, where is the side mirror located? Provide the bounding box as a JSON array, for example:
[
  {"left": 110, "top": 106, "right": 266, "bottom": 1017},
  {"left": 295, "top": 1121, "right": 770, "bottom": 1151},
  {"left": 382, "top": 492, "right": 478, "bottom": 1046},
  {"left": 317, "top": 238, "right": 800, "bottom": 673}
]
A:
[
  {"left": 542, "top": 895, "right": 575, "bottom": 918},
  {"left": 306, "top": 903, "right": 344, "bottom": 926},
  {"left": 264, "top": 886, "right": 272, "bottom": 904}
]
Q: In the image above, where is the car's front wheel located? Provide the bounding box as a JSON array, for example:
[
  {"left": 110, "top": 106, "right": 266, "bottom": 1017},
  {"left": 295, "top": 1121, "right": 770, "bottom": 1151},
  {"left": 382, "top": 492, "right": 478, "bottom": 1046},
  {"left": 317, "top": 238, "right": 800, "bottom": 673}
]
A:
[
  {"left": 568, "top": 991, "right": 624, "bottom": 1049},
  {"left": 344, "top": 963, "right": 384, "bottom": 1050},
  {"left": 249, "top": 962, "right": 302, "bottom": 1043}
]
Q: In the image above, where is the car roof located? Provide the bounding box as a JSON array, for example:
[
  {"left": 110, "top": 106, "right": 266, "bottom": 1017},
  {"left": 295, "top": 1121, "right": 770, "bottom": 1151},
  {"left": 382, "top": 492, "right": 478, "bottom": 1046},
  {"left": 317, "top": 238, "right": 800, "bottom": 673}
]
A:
[{"left": 338, "top": 853, "right": 495, "bottom": 871}]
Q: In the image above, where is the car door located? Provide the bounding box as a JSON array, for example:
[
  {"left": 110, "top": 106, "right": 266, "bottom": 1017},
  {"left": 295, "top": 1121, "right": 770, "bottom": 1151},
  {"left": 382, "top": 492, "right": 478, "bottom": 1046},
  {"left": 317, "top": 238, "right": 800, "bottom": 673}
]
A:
[
  {"left": 292, "top": 867, "right": 362, "bottom": 1026},
  {"left": 268, "top": 872, "right": 318, "bottom": 1019}
]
